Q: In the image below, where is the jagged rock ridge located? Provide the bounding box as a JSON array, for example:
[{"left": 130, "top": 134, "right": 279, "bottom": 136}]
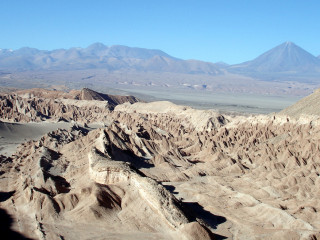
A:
[
  {"left": 1, "top": 88, "right": 320, "bottom": 239},
  {"left": 0, "top": 88, "right": 140, "bottom": 122}
]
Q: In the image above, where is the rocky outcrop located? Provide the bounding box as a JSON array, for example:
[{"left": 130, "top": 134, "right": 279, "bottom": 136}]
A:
[
  {"left": 75, "top": 88, "right": 140, "bottom": 108},
  {"left": 0, "top": 121, "right": 214, "bottom": 239},
  {"left": 88, "top": 147, "right": 191, "bottom": 230},
  {"left": 0, "top": 88, "right": 140, "bottom": 123},
  {"left": 2, "top": 88, "right": 320, "bottom": 239},
  {"left": 114, "top": 101, "right": 228, "bottom": 131},
  {"left": 15, "top": 87, "right": 140, "bottom": 109},
  {"left": 0, "top": 93, "right": 111, "bottom": 123}
]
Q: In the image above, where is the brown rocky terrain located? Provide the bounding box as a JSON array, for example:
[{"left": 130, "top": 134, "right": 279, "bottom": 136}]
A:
[
  {"left": 14, "top": 88, "right": 139, "bottom": 106},
  {"left": 0, "top": 88, "right": 320, "bottom": 239},
  {"left": 0, "top": 88, "right": 139, "bottom": 123}
]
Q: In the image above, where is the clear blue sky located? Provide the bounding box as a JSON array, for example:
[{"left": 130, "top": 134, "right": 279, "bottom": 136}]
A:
[{"left": 1, "top": 0, "right": 319, "bottom": 64}]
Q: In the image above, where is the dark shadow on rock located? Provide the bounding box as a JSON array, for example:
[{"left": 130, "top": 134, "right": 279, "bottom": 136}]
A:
[
  {"left": 100, "top": 127, "right": 155, "bottom": 169},
  {"left": 111, "top": 146, "right": 154, "bottom": 169},
  {"left": 202, "top": 224, "right": 225, "bottom": 240},
  {"left": 104, "top": 137, "right": 154, "bottom": 169},
  {"left": 0, "top": 208, "right": 34, "bottom": 240},
  {"left": 182, "top": 202, "right": 228, "bottom": 240},
  {"left": 160, "top": 185, "right": 227, "bottom": 239},
  {"left": 0, "top": 191, "right": 15, "bottom": 202},
  {"left": 211, "top": 232, "right": 228, "bottom": 240},
  {"left": 0, "top": 155, "right": 13, "bottom": 165},
  {"left": 183, "top": 202, "right": 227, "bottom": 229},
  {"left": 163, "top": 184, "right": 179, "bottom": 194},
  {"left": 51, "top": 175, "right": 71, "bottom": 194}
]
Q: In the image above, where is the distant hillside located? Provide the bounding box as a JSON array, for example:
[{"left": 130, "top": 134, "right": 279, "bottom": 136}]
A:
[
  {"left": 279, "top": 88, "right": 320, "bottom": 117},
  {"left": 229, "top": 42, "right": 320, "bottom": 73},
  {"left": 228, "top": 42, "right": 320, "bottom": 81},
  {"left": 1, "top": 42, "right": 320, "bottom": 95},
  {"left": 0, "top": 43, "right": 222, "bottom": 75},
  {"left": 75, "top": 88, "right": 140, "bottom": 108},
  {"left": 15, "top": 87, "right": 140, "bottom": 109}
]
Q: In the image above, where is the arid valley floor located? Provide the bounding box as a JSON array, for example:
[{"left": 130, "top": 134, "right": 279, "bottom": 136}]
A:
[{"left": 1, "top": 88, "right": 320, "bottom": 239}]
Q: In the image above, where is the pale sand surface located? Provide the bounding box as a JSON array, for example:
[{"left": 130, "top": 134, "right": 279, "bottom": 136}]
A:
[
  {"left": 0, "top": 122, "right": 72, "bottom": 156},
  {"left": 0, "top": 121, "right": 104, "bottom": 156}
]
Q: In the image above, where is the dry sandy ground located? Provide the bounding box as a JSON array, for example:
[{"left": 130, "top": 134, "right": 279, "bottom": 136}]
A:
[
  {"left": 0, "top": 121, "right": 72, "bottom": 156},
  {"left": 0, "top": 121, "right": 104, "bottom": 156},
  {"left": 117, "top": 87, "right": 302, "bottom": 114}
]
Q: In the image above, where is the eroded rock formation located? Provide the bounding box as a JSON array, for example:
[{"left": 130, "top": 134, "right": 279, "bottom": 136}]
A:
[{"left": 1, "top": 88, "right": 320, "bottom": 239}]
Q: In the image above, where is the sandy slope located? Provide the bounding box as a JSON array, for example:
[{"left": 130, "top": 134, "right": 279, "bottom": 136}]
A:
[
  {"left": 0, "top": 121, "right": 72, "bottom": 156},
  {"left": 279, "top": 88, "right": 320, "bottom": 118}
]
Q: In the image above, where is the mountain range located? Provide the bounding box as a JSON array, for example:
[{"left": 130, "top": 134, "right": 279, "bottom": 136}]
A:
[
  {"left": 0, "top": 43, "right": 222, "bottom": 75},
  {"left": 1, "top": 41, "right": 320, "bottom": 97},
  {"left": 1, "top": 41, "right": 320, "bottom": 76},
  {"left": 228, "top": 42, "right": 320, "bottom": 80}
]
